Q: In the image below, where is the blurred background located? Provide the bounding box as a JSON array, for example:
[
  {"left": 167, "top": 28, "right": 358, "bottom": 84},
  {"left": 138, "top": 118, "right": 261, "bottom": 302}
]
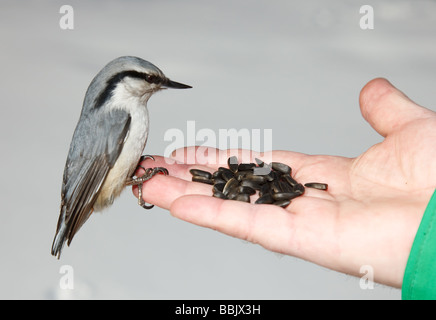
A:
[{"left": 0, "top": 0, "right": 435, "bottom": 299}]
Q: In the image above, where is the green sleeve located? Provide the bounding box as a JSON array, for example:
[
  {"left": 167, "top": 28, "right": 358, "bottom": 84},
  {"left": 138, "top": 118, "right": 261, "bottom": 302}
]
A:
[{"left": 402, "top": 189, "right": 436, "bottom": 300}]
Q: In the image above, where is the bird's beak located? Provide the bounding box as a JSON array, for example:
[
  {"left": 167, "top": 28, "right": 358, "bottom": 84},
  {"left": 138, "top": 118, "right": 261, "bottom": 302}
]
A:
[{"left": 162, "top": 78, "right": 192, "bottom": 89}]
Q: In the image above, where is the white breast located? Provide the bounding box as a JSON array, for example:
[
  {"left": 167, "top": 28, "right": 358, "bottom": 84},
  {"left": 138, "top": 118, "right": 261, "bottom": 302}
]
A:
[{"left": 94, "top": 81, "right": 151, "bottom": 211}]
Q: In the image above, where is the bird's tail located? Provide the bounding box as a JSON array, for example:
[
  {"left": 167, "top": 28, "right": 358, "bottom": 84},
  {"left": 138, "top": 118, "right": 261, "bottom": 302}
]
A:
[{"left": 51, "top": 206, "right": 68, "bottom": 259}]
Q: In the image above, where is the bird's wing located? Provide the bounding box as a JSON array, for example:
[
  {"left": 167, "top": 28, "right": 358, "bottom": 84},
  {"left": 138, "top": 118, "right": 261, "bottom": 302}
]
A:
[{"left": 51, "top": 108, "right": 131, "bottom": 258}]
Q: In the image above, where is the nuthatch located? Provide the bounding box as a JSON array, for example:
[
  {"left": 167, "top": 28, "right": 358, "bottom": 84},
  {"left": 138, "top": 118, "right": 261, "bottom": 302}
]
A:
[{"left": 51, "top": 56, "right": 191, "bottom": 258}]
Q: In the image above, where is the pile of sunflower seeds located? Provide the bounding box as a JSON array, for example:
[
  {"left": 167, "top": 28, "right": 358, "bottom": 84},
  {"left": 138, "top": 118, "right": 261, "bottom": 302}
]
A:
[{"left": 190, "top": 156, "right": 328, "bottom": 208}]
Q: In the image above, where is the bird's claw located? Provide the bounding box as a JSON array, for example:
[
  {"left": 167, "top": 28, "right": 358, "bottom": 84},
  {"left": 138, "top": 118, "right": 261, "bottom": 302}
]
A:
[{"left": 126, "top": 156, "right": 168, "bottom": 210}]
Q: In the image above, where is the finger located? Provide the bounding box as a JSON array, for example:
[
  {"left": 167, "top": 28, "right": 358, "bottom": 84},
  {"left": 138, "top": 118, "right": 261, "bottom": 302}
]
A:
[
  {"left": 170, "top": 194, "right": 298, "bottom": 250},
  {"left": 136, "top": 155, "right": 196, "bottom": 180},
  {"left": 137, "top": 155, "right": 233, "bottom": 187},
  {"left": 359, "top": 78, "right": 432, "bottom": 137},
  {"left": 170, "top": 146, "right": 309, "bottom": 170},
  {"left": 132, "top": 174, "right": 213, "bottom": 210},
  {"left": 170, "top": 146, "right": 263, "bottom": 169},
  {"left": 169, "top": 194, "right": 339, "bottom": 262}
]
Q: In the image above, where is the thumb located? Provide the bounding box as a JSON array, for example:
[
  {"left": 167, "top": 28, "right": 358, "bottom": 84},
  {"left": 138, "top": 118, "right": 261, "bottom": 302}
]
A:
[{"left": 359, "top": 78, "right": 432, "bottom": 137}]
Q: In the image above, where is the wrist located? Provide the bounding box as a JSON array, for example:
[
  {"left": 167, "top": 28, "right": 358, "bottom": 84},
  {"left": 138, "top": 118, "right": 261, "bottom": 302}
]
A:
[{"left": 402, "top": 188, "right": 436, "bottom": 299}]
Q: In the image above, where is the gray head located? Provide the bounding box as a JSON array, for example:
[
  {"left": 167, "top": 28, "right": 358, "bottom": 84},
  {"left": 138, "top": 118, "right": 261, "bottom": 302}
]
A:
[{"left": 83, "top": 56, "right": 191, "bottom": 111}]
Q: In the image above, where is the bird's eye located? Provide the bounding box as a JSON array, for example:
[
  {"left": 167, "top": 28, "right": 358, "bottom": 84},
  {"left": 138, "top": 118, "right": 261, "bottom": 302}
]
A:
[{"left": 145, "top": 74, "right": 159, "bottom": 84}]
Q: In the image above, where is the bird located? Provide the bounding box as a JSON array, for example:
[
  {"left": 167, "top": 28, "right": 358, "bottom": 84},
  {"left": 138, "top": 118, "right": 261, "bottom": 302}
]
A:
[{"left": 51, "top": 56, "right": 191, "bottom": 259}]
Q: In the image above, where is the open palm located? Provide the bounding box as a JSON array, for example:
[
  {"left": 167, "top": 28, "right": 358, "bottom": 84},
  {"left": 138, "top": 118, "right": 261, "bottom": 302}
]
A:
[{"left": 134, "top": 78, "right": 436, "bottom": 288}]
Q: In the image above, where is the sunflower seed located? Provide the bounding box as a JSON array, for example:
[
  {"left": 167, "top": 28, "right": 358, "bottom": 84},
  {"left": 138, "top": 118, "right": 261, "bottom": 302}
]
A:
[
  {"left": 266, "top": 170, "right": 280, "bottom": 182},
  {"left": 234, "top": 170, "right": 251, "bottom": 181},
  {"left": 238, "top": 186, "right": 256, "bottom": 195},
  {"left": 212, "top": 171, "right": 222, "bottom": 179},
  {"left": 189, "top": 169, "right": 212, "bottom": 179},
  {"left": 279, "top": 180, "right": 293, "bottom": 193},
  {"left": 253, "top": 165, "right": 271, "bottom": 175},
  {"left": 270, "top": 180, "right": 282, "bottom": 194},
  {"left": 283, "top": 174, "right": 298, "bottom": 187},
  {"left": 259, "top": 183, "right": 271, "bottom": 197},
  {"left": 226, "top": 188, "right": 239, "bottom": 200},
  {"left": 245, "top": 173, "right": 267, "bottom": 184},
  {"left": 213, "top": 191, "right": 227, "bottom": 199},
  {"left": 192, "top": 176, "right": 214, "bottom": 185},
  {"left": 255, "top": 158, "right": 264, "bottom": 167},
  {"left": 294, "top": 183, "right": 305, "bottom": 195},
  {"left": 240, "top": 179, "right": 261, "bottom": 190},
  {"left": 235, "top": 193, "right": 251, "bottom": 203},
  {"left": 271, "top": 162, "right": 291, "bottom": 175},
  {"left": 304, "top": 182, "right": 328, "bottom": 190},
  {"left": 221, "top": 170, "right": 235, "bottom": 182},
  {"left": 223, "top": 178, "right": 238, "bottom": 196},
  {"left": 218, "top": 167, "right": 233, "bottom": 174},
  {"left": 272, "top": 192, "right": 301, "bottom": 201},
  {"left": 238, "top": 163, "right": 256, "bottom": 171},
  {"left": 213, "top": 178, "right": 226, "bottom": 185},
  {"left": 213, "top": 183, "right": 225, "bottom": 193},
  {"left": 255, "top": 193, "right": 274, "bottom": 204},
  {"left": 228, "top": 156, "right": 239, "bottom": 172},
  {"left": 273, "top": 200, "right": 291, "bottom": 208},
  {"left": 190, "top": 157, "right": 327, "bottom": 209}
]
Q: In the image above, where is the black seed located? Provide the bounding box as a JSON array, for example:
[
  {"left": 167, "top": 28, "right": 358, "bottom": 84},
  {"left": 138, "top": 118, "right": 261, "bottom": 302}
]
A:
[
  {"left": 283, "top": 174, "right": 298, "bottom": 187},
  {"left": 279, "top": 180, "right": 293, "bottom": 193},
  {"left": 272, "top": 192, "right": 301, "bottom": 201},
  {"left": 221, "top": 170, "right": 234, "bottom": 182},
  {"left": 238, "top": 186, "right": 256, "bottom": 195},
  {"left": 201, "top": 157, "right": 327, "bottom": 206},
  {"left": 259, "top": 183, "right": 271, "bottom": 197},
  {"left": 270, "top": 180, "right": 282, "bottom": 194},
  {"left": 192, "top": 176, "right": 214, "bottom": 185},
  {"left": 226, "top": 188, "right": 239, "bottom": 200},
  {"left": 304, "top": 182, "right": 328, "bottom": 191},
  {"left": 212, "top": 171, "right": 222, "bottom": 179},
  {"left": 266, "top": 170, "right": 280, "bottom": 182},
  {"left": 274, "top": 200, "right": 291, "bottom": 208},
  {"left": 228, "top": 156, "right": 239, "bottom": 172},
  {"left": 253, "top": 165, "right": 271, "bottom": 175},
  {"left": 255, "top": 193, "right": 274, "bottom": 204},
  {"left": 245, "top": 173, "right": 267, "bottom": 183},
  {"left": 213, "top": 178, "right": 226, "bottom": 185},
  {"left": 271, "top": 162, "right": 291, "bottom": 175},
  {"left": 255, "top": 158, "right": 264, "bottom": 167},
  {"left": 189, "top": 169, "right": 212, "bottom": 179},
  {"left": 234, "top": 170, "right": 251, "bottom": 181},
  {"left": 238, "top": 163, "right": 256, "bottom": 171},
  {"left": 218, "top": 167, "right": 233, "bottom": 174},
  {"left": 213, "top": 191, "right": 227, "bottom": 199},
  {"left": 235, "top": 193, "right": 250, "bottom": 203},
  {"left": 213, "top": 183, "right": 225, "bottom": 193},
  {"left": 223, "top": 178, "right": 238, "bottom": 196},
  {"left": 294, "top": 183, "right": 305, "bottom": 195},
  {"left": 240, "top": 179, "right": 261, "bottom": 190}
]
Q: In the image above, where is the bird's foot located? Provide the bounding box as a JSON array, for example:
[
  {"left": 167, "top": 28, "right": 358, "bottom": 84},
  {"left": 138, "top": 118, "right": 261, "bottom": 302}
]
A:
[{"left": 126, "top": 156, "right": 168, "bottom": 209}]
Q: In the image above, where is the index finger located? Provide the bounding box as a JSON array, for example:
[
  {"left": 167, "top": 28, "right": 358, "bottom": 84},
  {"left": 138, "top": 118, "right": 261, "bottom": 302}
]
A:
[{"left": 169, "top": 146, "right": 309, "bottom": 170}]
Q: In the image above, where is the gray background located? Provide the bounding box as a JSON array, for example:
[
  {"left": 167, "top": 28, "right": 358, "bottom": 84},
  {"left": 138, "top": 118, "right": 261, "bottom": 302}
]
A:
[{"left": 1, "top": 0, "right": 435, "bottom": 299}]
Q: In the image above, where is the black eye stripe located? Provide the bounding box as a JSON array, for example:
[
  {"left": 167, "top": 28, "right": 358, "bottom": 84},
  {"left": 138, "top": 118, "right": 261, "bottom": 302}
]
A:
[
  {"left": 95, "top": 71, "right": 162, "bottom": 108},
  {"left": 144, "top": 74, "right": 161, "bottom": 84}
]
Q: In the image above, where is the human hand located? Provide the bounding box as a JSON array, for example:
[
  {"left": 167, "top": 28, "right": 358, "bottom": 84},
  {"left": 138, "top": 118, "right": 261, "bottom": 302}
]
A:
[{"left": 133, "top": 78, "right": 436, "bottom": 288}]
